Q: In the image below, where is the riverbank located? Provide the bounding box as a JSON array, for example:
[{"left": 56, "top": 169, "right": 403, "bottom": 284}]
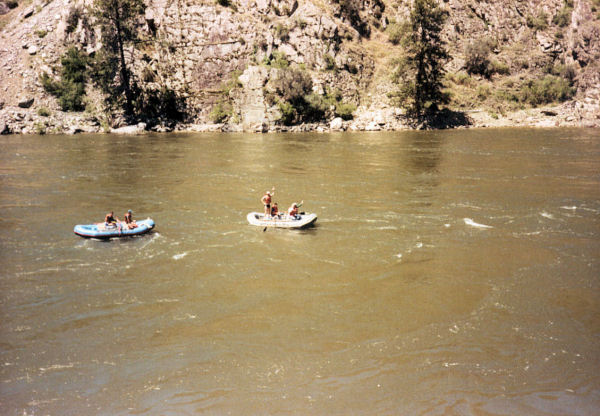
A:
[{"left": 1, "top": 100, "right": 598, "bottom": 135}]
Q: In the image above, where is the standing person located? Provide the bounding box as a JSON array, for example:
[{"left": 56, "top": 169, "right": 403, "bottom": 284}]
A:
[
  {"left": 123, "top": 209, "right": 138, "bottom": 229},
  {"left": 261, "top": 188, "right": 275, "bottom": 218}
]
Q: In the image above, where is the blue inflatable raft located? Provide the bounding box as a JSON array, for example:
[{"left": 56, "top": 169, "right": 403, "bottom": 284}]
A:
[{"left": 74, "top": 218, "right": 155, "bottom": 239}]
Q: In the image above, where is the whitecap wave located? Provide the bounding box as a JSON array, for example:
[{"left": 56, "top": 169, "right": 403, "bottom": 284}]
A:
[
  {"left": 464, "top": 218, "right": 493, "bottom": 229},
  {"left": 173, "top": 252, "right": 188, "bottom": 260}
]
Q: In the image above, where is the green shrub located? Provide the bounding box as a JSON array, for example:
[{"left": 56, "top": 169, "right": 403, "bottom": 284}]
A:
[
  {"left": 552, "top": 4, "right": 573, "bottom": 27},
  {"left": 476, "top": 84, "right": 491, "bottom": 100},
  {"left": 37, "top": 107, "right": 51, "bottom": 117},
  {"left": 270, "top": 51, "right": 289, "bottom": 69},
  {"left": 35, "top": 30, "right": 47, "bottom": 38},
  {"left": 303, "top": 93, "right": 328, "bottom": 120},
  {"left": 204, "top": 71, "right": 240, "bottom": 123},
  {"left": 526, "top": 10, "right": 548, "bottom": 31},
  {"left": 520, "top": 75, "right": 575, "bottom": 106},
  {"left": 551, "top": 63, "right": 577, "bottom": 85},
  {"left": 34, "top": 122, "right": 47, "bottom": 135},
  {"left": 272, "top": 67, "right": 313, "bottom": 105},
  {"left": 271, "top": 67, "right": 356, "bottom": 124},
  {"left": 333, "top": 0, "right": 369, "bottom": 36},
  {"left": 296, "top": 18, "right": 308, "bottom": 29},
  {"left": 465, "top": 40, "right": 492, "bottom": 77},
  {"left": 278, "top": 101, "right": 296, "bottom": 125},
  {"left": 66, "top": 6, "right": 83, "bottom": 34},
  {"left": 495, "top": 88, "right": 520, "bottom": 103},
  {"left": 490, "top": 60, "right": 510, "bottom": 76},
  {"left": 137, "top": 86, "right": 187, "bottom": 121},
  {"left": 141, "top": 66, "right": 156, "bottom": 82},
  {"left": 324, "top": 54, "right": 336, "bottom": 71},
  {"left": 57, "top": 81, "right": 86, "bottom": 111},
  {"left": 40, "top": 47, "right": 88, "bottom": 111},
  {"left": 274, "top": 24, "right": 290, "bottom": 42},
  {"left": 209, "top": 101, "right": 232, "bottom": 123},
  {"left": 40, "top": 72, "right": 59, "bottom": 95},
  {"left": 386, "top": 22, "right": 404, "bottom": 45},
  {"left": 453, "top": 71, "right": 472, "bottom": 86},
  {"left": 335, "top": 102, "right": 356, "bottom": 120}
]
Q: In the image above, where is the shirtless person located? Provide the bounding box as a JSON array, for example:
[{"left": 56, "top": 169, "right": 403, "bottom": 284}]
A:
[
  {"left": 123, "top": 210, "right": 138, "bottom": 229},
  {"left": 261, "top": 188, "right": 275, "bottom": 218},
  {"left": 105, "top": 211, "right": 119, "bottom": 227}
]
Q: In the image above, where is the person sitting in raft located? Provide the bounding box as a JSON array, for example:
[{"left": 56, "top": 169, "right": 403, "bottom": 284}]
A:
[
  {"left": 287, "top": 202, "right": 299, "bottom": 219},
  {"left": 123, "top": 209, "right": 138, "bottom": 229},
  {"left": 270, "top": 203, "right": 280, "bottom": 218},
  {"left": 261, "top": 188, "right": 275, "bottom": 218},
  {"left": 105, "top": 211, "right": 119, "bottom": 227}
]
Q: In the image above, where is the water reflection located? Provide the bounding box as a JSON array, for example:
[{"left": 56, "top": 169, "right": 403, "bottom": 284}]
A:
[{"left": 404, "top": 132, "right": 443, "bottom": 208}]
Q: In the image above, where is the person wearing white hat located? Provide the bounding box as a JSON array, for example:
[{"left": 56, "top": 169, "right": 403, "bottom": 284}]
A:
[
  {"left": 261, "top": 187, "right": 275, "bottom": 218},
  {"left": 287, "top": 202, "right": 299, "bottom": 219}
]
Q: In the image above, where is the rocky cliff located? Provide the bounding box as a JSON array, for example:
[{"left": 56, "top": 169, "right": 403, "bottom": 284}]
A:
[{"left": 0, "top": 0, "right": 598, "bottom": 134}]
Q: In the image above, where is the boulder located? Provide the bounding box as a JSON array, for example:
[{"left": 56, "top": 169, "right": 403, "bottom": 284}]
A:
[
  {"left": 330, "top": 117, "right": 343, "bottom": 131},
  {"left": 374, "top": 111, "right": 386, "bottom": 125},
  {"left": 22, "top": 7, "right": 34, "bottom": 19},
  {"left": 27, "top": 45, "right": 38, "bottom": 55},
  {"left": 18, "top": 98, "right": 34, "bottom": 108},
  {"left": 66, "top": 126, "right": 84, "bottom": 135},
  {"left": 245, "top": 121, "right": 268, "bottom": 133},
  {"left": 365, "top": 121, "right": 381, "bottom": 131},
  {"left": 111, "top": 123, "right": 147, "bottom": 134}
]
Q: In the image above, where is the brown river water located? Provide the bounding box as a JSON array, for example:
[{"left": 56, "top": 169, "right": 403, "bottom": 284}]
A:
[{"left": 1, "top": 129, "right": 599, "bottom": 415}]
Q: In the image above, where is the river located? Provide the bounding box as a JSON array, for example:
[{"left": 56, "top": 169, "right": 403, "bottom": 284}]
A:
[{"left": 1, "top": 128, "right": 599, "bottom": 415}]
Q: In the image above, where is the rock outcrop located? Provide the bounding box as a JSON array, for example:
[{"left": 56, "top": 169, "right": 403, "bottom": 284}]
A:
[{"left": 0, "top": 0, "right": 598, "bottom": 134}]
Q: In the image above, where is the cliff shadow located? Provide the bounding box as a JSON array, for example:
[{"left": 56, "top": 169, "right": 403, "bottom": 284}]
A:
[{"left": 405, "top": 109, "right": 473, "bottom": 130}]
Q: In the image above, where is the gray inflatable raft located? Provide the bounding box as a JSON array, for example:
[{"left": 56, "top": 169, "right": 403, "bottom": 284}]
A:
[{"left": 247, "top": 212, "right": 317, "bottom": 228}]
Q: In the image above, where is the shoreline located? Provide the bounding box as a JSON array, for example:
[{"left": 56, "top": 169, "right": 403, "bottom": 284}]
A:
[{"left": 1, "top": 102, "right": 598, "bottom": 135}]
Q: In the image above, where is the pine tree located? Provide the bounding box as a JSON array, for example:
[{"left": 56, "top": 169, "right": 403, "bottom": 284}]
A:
[
  {"left": 390, "top": 0, "right": 449, "bottom": 115},
  {"left": 92, "top": 0, "right": 145, "bottom": 115}
]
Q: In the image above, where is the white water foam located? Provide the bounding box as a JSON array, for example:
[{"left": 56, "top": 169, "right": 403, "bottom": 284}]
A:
[
  {"left": 464, "top": 218, "right": 493, "bottom": 229},
  {"left": 172, "top": 252, "right": 188, "bottom": 260}
]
